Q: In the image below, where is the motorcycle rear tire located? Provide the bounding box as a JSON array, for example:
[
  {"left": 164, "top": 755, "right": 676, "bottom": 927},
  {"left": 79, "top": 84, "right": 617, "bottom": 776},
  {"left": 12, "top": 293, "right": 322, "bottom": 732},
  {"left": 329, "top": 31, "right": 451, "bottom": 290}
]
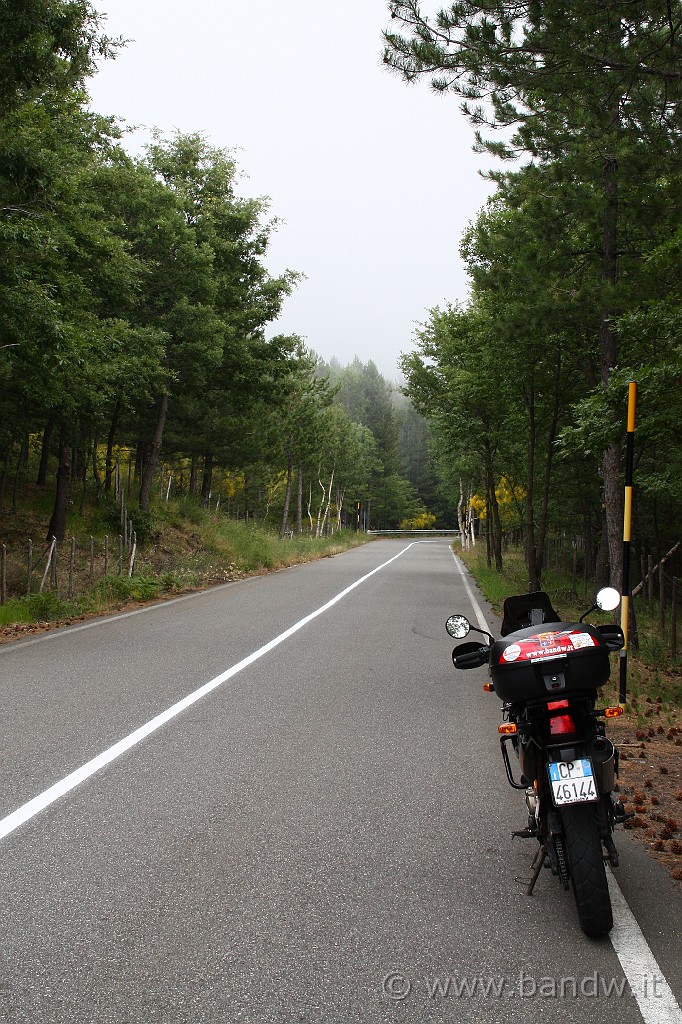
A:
[{"left": 561, "top": 803, "right": 613, "bottom": 938}]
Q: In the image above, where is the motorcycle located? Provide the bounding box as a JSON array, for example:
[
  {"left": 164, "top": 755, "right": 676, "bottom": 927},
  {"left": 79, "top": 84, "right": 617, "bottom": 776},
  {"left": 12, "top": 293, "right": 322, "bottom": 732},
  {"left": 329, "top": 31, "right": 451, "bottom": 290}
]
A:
[{"left": 446, "top": 587, "right": 629, "bottom": 938}]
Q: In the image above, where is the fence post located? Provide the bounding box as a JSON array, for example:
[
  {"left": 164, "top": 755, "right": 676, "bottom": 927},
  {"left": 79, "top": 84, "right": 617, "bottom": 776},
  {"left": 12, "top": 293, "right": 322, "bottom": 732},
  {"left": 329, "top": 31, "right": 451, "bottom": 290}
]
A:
[
  {"left": 27, "top": 538, "right": 32, "bottom": 595},
  {"left": 1, "top": 543, "right": 6, "bottom": 605},
  {"left": 659, "top": 564, "right": 665, "bottom": 635},
  {"left": 118, "top": 534, "right": 123, "bottom": 575},
  {"left": 128, "top": 532, "right": 137, "bottom": 577},
  {"left": 40, "top": 537, "right": 56, "bottom": 593},
  {"left": 51, "top": 541, "right": 58, "bottom": 592},
  {"left": 104, "top": 535, "right": 109, "bottom": 576}
]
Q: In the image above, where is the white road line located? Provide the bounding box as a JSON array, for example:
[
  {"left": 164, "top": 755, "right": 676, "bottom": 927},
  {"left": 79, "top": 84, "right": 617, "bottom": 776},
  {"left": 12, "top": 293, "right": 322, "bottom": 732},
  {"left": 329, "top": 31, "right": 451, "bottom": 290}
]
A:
[
  {"left": 449, "top": 550, "right": 493, "bottom": 634},
  {"left": 607, "top": 871, "right": 682, "bottom": 1023},
  {"left": 0, "top": 543, "right": 415, "bottom": 842}
]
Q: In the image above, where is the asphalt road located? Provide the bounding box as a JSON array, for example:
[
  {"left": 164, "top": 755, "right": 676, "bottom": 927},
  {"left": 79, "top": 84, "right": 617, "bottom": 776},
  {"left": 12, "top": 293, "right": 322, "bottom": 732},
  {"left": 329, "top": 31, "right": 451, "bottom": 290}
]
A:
[{"left": 0, "top": 539, "right": 680, "bottom": 1023}]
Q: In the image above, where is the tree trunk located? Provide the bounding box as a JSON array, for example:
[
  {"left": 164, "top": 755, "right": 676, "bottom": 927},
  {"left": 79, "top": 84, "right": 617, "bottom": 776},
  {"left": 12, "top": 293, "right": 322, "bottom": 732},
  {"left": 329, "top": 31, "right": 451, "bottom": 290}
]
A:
[
  {"left": 279, "top": 450, "right": 293, "bottom": 538},
  {"left": 315, "top": 471, "right": 326, "bottom": 538},
  {"left": 201, "top": 451, "right": 213, "bottom": 508},
  {"left": 457, "top": 479, "right": 466, "bottom": 548},
  {"left": 37, "top": 420, "right": 54, "bottom": 486},
  {"left": 319, "top": 467, "right": 334, "bottom": 537},
  {"left": 487, "top": 465, "right": 503, "bottom": 572},
  {"left": 595, "top": 510, "right": 610, "bottom": 591},
  {"left": 525, "top": 380, "right": 542, "bottom": 591},
  {"left": 46, "top": 435, "right": 70, "bottom": 542},
  {"left": 105, "top": 401, "right": 120, "bottom": 494},
  {"left": 139, "top": 392, "right": 168, "bottom": 512},
  {"left": 484, "top": 489, "right": 492, "bottom": 567},
  {"left": 189, "top": 453, "right": 199, "bottom": 497},
  {"left": 295, "top": 461, "right": 303, "bottom": 535},
  {"left": 92, "top": 436, "right": 103, "bottom": 501},
  {"left": 135, "top": 439, "right": 145, "bottom": 482}
]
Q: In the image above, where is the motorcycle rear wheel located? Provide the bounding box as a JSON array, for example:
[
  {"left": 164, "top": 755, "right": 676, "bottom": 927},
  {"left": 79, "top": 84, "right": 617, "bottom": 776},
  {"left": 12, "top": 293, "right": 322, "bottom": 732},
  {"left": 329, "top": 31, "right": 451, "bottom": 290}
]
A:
[{"left": 561, "top": 803, "right": 613, "bottom": 938}]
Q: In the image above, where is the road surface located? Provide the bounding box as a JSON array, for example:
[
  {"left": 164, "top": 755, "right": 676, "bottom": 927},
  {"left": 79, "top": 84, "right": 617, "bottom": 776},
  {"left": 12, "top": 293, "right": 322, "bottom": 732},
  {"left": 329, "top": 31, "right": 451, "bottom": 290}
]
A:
[{"left": 0, "top": 539, "right": 680, "bottom": 1022}]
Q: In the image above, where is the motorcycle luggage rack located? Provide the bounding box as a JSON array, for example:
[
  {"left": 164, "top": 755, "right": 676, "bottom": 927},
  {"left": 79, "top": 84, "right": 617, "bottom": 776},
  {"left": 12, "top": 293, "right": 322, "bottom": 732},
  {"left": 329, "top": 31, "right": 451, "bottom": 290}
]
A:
[{"left": 500, "top": 735, "right": 527, "bottom": 790}]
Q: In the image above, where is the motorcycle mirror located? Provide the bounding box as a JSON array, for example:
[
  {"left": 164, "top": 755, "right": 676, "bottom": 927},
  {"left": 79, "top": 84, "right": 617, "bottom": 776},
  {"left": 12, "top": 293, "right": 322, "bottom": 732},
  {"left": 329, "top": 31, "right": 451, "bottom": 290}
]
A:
[
  {"left": 446, "top": 613, "right": 471, "bottom": 639},
  {"left": 596, "top": 587, "right": 621, "bottom": 612}
]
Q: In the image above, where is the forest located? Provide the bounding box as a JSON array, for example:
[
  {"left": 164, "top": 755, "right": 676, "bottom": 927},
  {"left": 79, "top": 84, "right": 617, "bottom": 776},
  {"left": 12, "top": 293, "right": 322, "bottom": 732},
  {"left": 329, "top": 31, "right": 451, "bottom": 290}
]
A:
[
  {"left": 2, "top": 1, "right": 681, "bottom": 605},
  {"left": 0, "top": 0, "right": 445, "bottom": 567},
  {"left": 386, "top": 1, "right": 682, "bottom": 593}
]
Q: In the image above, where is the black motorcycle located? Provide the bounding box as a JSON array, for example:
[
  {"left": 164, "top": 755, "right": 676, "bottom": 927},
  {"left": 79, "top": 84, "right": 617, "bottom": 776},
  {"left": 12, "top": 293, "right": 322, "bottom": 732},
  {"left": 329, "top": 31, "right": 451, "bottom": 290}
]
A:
[{"left": 446, "top": 587, "right": 629, "bottom": 938}]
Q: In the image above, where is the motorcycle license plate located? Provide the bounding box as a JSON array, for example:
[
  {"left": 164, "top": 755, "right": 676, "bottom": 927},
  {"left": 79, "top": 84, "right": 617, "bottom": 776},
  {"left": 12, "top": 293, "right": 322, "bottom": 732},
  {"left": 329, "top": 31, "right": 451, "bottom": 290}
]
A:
[{"left": 548, "top": 759, "right": 598, "bottom": 806}]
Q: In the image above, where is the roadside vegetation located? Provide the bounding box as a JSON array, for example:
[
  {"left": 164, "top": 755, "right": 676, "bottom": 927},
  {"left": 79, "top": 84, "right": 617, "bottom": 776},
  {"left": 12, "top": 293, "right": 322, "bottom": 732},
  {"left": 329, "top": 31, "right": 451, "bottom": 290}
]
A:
[{"left": 0, "top": 486, "right": 370, "bottom": 635}]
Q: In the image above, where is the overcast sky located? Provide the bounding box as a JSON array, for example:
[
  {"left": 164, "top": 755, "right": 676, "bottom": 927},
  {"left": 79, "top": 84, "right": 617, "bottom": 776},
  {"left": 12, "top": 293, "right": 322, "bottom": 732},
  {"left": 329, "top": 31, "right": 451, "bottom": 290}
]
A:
[{"left": 87, "top": 0, "right": 494, "bottom": 381}]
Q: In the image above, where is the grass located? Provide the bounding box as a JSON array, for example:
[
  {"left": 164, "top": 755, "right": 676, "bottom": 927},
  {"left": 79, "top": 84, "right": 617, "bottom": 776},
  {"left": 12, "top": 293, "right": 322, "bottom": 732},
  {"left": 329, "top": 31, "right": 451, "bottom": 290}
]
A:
[
  {"left": 0, "top": 492, "right": 371, "bottom": 629},
  {"left": 457, "top": 542, "right": 681, "bottom": 708}
]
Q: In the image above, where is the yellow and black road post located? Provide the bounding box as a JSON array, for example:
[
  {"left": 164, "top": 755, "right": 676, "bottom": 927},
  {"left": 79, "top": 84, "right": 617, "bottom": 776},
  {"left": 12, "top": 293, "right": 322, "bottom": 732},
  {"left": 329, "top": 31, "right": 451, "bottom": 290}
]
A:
[{"left": 620, "top": 381, "right": 637, "bottom": 706}]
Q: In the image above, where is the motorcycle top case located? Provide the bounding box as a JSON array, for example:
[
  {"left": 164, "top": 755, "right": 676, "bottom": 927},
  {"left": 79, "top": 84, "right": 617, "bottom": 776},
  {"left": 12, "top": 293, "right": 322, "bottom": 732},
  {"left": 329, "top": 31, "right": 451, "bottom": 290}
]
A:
[{"left": 489, "top": 622, "right": 611, "bottom": 703}]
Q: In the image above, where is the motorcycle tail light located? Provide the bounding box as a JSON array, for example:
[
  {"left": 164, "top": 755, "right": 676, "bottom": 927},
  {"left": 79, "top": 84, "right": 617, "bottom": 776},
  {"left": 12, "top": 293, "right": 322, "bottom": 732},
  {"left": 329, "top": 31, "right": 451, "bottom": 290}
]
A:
[
  {"left": 604, "top": 706, "right": 624, "bottom": 718},
  {"left": 498, "top": 723, "right": 517, "bottom": 734},
  {"left": 547, "top": 699, "right": 569, "bottom": 710},
  {"left": 550, "top": 714, "right": 576, "bottom": 735}
]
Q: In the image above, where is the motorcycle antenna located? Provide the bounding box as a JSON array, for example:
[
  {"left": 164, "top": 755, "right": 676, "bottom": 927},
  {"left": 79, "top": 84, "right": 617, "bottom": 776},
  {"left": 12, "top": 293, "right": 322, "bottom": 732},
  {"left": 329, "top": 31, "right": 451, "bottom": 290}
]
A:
[{"left": 620, "top": 381, "right": 637, "bottom": 707}]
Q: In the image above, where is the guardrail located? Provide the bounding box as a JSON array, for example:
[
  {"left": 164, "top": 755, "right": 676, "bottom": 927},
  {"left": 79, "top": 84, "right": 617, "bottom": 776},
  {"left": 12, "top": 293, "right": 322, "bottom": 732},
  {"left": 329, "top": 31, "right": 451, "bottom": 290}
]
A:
[{"left": 366, "top": 529, "right": 461, "bottom": 536}]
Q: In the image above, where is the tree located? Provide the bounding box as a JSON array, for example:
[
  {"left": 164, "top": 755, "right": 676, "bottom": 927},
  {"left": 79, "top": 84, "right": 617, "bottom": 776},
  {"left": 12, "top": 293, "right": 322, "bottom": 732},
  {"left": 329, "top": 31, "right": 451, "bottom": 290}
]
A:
[
  {"left": 0, "top": 0, "right": 120, "bottom": 116},
  {"left": 385, "top": 1, "right": 682, "bottom": 587},
  {"left": 138, "top": 133, "right": 298, "bottom": 511}
]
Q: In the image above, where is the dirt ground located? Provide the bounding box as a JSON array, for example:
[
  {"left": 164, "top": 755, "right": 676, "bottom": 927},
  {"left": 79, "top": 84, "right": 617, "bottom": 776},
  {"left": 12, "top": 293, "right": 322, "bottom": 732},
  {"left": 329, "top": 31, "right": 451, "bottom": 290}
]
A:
[{"left": 609, "top": 702, "right": 682, "bottom": 882}]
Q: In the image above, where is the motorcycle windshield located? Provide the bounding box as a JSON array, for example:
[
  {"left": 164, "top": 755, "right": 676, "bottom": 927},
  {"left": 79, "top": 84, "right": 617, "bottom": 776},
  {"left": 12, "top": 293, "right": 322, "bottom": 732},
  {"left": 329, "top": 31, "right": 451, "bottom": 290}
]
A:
[{"left": 501, "top": 591, "right": 562, "bottom": 636}]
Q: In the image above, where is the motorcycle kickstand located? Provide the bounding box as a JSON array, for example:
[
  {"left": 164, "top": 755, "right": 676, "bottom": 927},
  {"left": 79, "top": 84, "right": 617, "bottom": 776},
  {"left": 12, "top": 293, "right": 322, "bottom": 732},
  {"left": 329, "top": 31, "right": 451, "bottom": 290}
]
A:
[{"left": 515, "top": 843, "right": 546, "bottom": 896}]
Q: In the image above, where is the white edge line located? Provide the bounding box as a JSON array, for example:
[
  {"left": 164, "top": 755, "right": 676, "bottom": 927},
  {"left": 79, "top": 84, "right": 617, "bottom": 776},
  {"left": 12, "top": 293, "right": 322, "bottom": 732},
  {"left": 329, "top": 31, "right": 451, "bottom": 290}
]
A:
[
  {"left": 449, "top": 549, "right": 493, "bottom": 634},
  {"left": 0, "top": 543, "right": 415, "bottom": 842},
  {"left": 607, "top": 870, "right": 682, "bottom": 1022}
]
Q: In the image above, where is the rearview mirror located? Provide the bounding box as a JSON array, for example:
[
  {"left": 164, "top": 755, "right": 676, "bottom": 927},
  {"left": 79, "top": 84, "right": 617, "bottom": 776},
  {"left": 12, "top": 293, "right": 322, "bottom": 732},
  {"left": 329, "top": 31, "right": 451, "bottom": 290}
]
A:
[
  {"left": 596, "top": 587, "right": 620, "bottom": 612},
  {"left": 446, "top": 614, "right": 471, "bottom": 639}
]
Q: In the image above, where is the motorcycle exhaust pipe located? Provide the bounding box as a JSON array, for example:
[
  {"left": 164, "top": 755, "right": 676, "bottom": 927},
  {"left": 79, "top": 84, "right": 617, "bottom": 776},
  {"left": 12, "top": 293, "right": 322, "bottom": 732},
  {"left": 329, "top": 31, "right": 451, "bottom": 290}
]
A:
[{"left": 591, "top": 737, "right": 615, "bottom": 793}]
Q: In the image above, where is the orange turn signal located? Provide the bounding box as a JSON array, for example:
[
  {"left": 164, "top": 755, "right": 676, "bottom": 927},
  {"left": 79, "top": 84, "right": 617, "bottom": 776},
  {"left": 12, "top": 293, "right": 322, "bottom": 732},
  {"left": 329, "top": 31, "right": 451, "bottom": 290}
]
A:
[
  {"left": 604, "top": 706, "right": 624, "bottom": 718},
  {"left": 483, "top": 683, "right": 494, "bottom": 692},
  {"left": 498, "top": 723, "right": 517, "bottom": 735}
]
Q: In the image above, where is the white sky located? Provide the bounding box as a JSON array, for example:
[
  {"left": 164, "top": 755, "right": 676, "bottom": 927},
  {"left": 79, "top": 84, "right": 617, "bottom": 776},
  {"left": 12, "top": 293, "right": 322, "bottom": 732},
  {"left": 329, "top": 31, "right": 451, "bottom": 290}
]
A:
[{"left": 87, "top": 0, "right": 494, "bottom": 381}]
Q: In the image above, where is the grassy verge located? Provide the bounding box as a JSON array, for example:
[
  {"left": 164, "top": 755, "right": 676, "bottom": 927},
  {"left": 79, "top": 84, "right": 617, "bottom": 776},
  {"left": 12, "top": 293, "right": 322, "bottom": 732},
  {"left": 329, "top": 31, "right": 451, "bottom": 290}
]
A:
[{"left": 0, "top": 498, "right": 371, "bottom": 631}]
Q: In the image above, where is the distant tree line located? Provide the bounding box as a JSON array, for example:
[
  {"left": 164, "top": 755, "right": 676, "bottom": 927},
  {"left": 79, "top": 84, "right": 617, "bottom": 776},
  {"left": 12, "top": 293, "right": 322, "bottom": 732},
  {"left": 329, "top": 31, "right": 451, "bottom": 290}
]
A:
[
  {"left": 0, "top": 0, "right": 445, "bottom": 538},
  {"left": 385, "top": 0, "right": 682, "bottom": 589}
]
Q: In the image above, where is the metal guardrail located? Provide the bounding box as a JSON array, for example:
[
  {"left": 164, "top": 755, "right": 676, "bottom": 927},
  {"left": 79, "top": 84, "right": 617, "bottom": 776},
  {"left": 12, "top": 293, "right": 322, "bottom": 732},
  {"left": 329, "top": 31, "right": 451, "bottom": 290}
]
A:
[{"left": 366, "top": 529, "right": 461, "bottom": 536}]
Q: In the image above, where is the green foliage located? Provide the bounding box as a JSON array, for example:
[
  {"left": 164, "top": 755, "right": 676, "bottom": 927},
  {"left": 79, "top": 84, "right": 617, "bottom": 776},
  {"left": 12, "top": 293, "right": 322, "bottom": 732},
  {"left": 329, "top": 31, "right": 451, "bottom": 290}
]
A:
[
  {"left": 390, "top": 1, "right": 682, "bottom": 587},
  {"left": 95, "top": 575, "right": 162, "bottom": 603}
]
